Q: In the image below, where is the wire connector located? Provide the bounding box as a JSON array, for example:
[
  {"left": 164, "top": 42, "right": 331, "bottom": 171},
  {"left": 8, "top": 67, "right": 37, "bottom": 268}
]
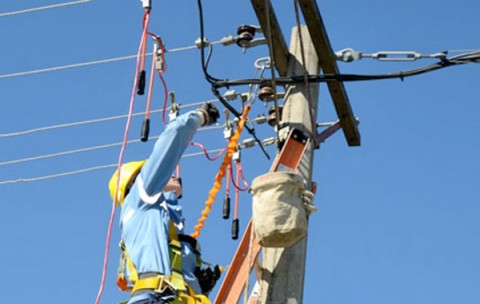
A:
[
  {"left": 232, "top": 148, "right": 241, "bottom": 163},
  {"left": 195, "top": 37, "right": 210, "bottom": 49},
  {"left": 152, "top": 37, "right": 166, "bottom": 71},
  {"left": 140, "top": 0, "right": 151, "bottom": 9},
  {"left": 223, "top": 90, "right": 238, "bottom": 101}
]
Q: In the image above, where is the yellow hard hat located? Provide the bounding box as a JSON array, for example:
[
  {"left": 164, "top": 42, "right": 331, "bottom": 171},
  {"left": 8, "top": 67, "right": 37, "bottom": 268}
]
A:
[{"left": 109, "top": 160, "right": 145, "bottom": 206}]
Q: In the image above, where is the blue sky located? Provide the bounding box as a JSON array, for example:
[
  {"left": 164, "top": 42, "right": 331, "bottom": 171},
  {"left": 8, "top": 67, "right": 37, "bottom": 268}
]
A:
[{"left": 1, "top": 1, "right": 479, "bottom": 303}]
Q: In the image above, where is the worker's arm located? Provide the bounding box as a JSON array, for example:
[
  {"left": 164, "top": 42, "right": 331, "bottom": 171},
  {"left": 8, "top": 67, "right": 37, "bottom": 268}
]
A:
[{"left": 139, "top": 111, "right": 201, "bottom": 200}]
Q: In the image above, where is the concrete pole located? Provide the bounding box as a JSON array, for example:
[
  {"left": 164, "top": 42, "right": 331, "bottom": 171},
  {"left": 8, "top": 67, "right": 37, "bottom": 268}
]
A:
[{"left": 257, "top": 25, "right": 320, "bottom": 304}]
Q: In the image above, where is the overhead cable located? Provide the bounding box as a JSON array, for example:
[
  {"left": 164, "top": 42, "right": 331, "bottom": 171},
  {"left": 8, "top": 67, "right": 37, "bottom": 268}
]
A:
[
  {"left": 0, "top": 136, "right": 277, "bottom": 185},
  {"left": 0, "top": 98, "right": 219, "bottom": 138},
  {"left": 0, "top": 144, "right": 252, "bottom": 185},
  {"left": 0, "top": 124, "right": 227, "bottom": 167},
  {"left": 0, "top": 54, "right": 137, "bottom": 79},
  {"left": 0, "top": 139, "right": 143, "bottom": 166},
  {"left": 213, "top": 50, "right": 480, "bottom": 87},
  {"left": 0, "top": 164, "right": 117, "bottom": 185},
  {"left": 0, "top": 0, "right": 94, "bottom": 18},
  {"left": 0, "top": 41, "right": 223, "bottom": 80},
  {"left": 195, "top": 0, "right": 270, "bottom": 159}
]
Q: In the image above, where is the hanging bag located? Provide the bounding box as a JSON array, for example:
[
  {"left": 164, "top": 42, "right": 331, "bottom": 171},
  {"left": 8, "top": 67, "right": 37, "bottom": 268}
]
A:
[{"left": 251, "top": 172, "right": 312, "bottom": 248}]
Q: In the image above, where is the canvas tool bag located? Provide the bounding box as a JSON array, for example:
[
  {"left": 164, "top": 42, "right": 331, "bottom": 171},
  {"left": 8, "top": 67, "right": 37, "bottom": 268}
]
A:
[{"left": 251, "top": 171, "right": 312, "bottom": 248}]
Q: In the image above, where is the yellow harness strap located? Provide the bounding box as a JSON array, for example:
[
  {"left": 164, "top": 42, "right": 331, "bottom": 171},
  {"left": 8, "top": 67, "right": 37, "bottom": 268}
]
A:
[
  {"left": 131, "top": 275, "right": 172, "bottom": 295},
  {"left": 119, "top": 220, "right": 211, "bottom": 304},
  {"left": 168, "top": 220, "right": 187, "bottom": 292}
]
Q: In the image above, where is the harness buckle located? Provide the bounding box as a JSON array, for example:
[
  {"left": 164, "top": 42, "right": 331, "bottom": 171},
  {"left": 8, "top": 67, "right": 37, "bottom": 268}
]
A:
[
  {"left": 154, "top": 276, "right": 178, "bottom": 295},
  {"left": 132, "top": 275, "right": 177, "bottom": 297}
]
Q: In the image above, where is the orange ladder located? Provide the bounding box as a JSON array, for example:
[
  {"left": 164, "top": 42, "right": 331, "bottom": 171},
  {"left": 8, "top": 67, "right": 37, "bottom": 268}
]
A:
[{"left": 214, "top": 127, "right": 310, "bottom": 304}]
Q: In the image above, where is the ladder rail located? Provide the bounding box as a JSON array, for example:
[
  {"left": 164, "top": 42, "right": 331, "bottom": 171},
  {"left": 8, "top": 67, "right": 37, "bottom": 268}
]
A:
[{"left": 214, "top": 220, "right": 261, "bottom": 304}]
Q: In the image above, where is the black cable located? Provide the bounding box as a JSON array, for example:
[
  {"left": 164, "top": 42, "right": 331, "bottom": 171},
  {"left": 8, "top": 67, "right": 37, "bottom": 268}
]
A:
[
  {"left": 212, "top": 87, "right": 270, "bottom": 159},
  {"left": 264, "top": 0, "right": 281, "bottom": 133},
  {"left": 197, "top": 0, "right": 221, "bottom": 84},
  {"left": 213, "top": 54, "right": 479, "bottom": 87},
  {"left": 449, "top": 51, "right": 480, "bottom": 63},
  {"left": 196, "top": 0, "right": 269, "bottom": 159},
  {"left": 293, "top": 0, "right": 317, "bottom": 134},
  {"left": 205, "top": 44, "right": 214, "bottom": 71}
]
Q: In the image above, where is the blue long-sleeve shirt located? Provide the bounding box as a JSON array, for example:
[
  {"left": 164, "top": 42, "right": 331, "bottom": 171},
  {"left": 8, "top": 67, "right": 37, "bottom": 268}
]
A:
[{"left": 119, "top": 111, "right": 202, "bottom": 303}]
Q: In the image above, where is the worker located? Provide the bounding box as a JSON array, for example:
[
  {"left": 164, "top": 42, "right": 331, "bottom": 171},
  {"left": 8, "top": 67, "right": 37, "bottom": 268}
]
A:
[{"left": 109, "top": 103, "right": 222, "bottom": 304}]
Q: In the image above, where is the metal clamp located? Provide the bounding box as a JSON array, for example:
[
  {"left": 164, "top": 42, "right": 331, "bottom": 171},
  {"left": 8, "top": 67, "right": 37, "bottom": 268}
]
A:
[{"left": 152, "top": 37, "right": 165, "bottom": 71}]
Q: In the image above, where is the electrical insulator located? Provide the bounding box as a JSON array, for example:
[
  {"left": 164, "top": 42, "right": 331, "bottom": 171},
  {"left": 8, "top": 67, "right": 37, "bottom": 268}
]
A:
[
  {"left": 258, "top": 83, "right": 275, "bottom": 102},
  {"left": 254, "top": 115, "right": 268, "bottom": 125},
  {"left": 263, "top": 137, "right": 277, "bottom": 146},
  {"left": 267, "top": 105, "right": 283, "bottom": 127},
  {"left": 236, "top": 25, "right": 256, "bottom": 48},
  {"left": 242, "top": 138, "right": 256, "bottom": 148}
]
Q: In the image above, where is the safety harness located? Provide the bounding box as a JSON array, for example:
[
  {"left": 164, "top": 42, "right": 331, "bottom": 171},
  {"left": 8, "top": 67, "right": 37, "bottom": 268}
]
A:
[{"left": 117, "top": 220, "right": 211, "bottom": 304}]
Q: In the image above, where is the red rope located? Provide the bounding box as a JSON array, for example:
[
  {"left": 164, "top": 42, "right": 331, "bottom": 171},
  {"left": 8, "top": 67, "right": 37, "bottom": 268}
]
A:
[
  {"left": 158, "top": 71, "right": 169, "bottom": 125},
  {"left": 145, "top": 33, "right": 168, "bottom": 123},
  {"left": 139, "top": 9, "right": 150, "bottom": 72},
  {"left": 225, "top": 162, "right": 231, "bottom": 196},
  {"left": 233, "top": 165, "right": 240, "bottom": 220},
  {"left": 190, "top": 141, "right": 228, "bottom": 161},
  {"left": 229, "top": 160, "right": 249, "bottom": 192},
  {"left": 145, "top": 41, "right": 156, "bottom": 121},
  {"left": 94, "top": 11, "right": 148, "bottom": 304}
]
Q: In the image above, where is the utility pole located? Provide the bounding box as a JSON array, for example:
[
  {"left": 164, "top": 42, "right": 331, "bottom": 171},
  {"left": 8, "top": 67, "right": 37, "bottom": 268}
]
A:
[
  {"left": 210, "top": 2, "right": 361, "bottom": 303},
  {"left": 249, "top": 1, "right": 359, "bottom": 303},
  {"left": 256, "top": 25, "right": 319, "bottom": 304}
]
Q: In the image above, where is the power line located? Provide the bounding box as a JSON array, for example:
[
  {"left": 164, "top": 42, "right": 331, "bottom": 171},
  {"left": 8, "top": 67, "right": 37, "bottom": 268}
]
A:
[
  {"left": 0, "top": 136, "right": 277, "bottom": 185},
  {"left": 0, "top": 111, "right": 138, "bottom": 138},
  {"left": 0, "top": 124, "right": 227, "bottom": 167},
  {"left": 0, "top": 164, "right": 117, "bottom": 185},
  {"left": 0, "top": 98, "right": 220, "bottom": 138},
  {"left": 0, "top": 148, "right": 223, "bottom": 185},
  {"left": 0, "top": 117, "right": 278, "bottom": 166},
  {"left": 0, "top": 54, "right": 137, "bottom": 80},
  {"left": 0, "top": 139, "right": 141, "bottom": 166},
  {"left": 0, "top": 41, "right": 223, "bottom": 80},
  {"left": 0, "top": 0, "right": 94, "bottom": 18}
]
